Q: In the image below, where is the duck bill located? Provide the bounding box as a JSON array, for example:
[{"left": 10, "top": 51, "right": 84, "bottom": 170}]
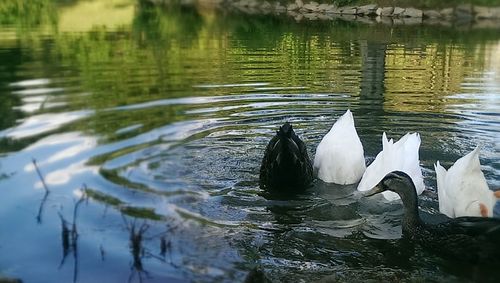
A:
[{"left": 363, "top": 184, "right": 384, "bottom": 197}]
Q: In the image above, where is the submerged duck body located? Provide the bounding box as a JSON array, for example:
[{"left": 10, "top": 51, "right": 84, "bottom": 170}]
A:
[
  {"left": 435, "top": 146, "right": 500, "bottom": 218},
  {"left": 357, "top": 132, "right": 425, "bottom": 201},
  {"left": 365, "top": 171, "right": 500, "bottom": 263},
  {"left": 259, "top": 122, "right": 313, "bottom": 193},
  {"left": 313, "top": 109, "right": 366, "bottom": 185}
]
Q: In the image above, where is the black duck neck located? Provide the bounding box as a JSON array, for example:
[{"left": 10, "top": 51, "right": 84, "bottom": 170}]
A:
[{"left": 396, "top": 179, "right": 423, "bottom": 235}]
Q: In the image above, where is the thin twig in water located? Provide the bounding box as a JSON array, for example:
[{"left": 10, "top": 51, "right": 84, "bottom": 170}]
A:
[
  {"left": 57, "top": 184, "right": 88, "bottom": 283},
  {"left": 33, "top": 158, "right": 50, "bottom": 223},
  {"left": 32, "top": 158, "right": 49, "bottom": 193},
  {"left": 100, "top": 245, "right": 106, "bottom": 261},
  {"left": 58, "top": 212, "right": 70, "bottom": 255},
  {"left": 36, "top": 190, "right": 49, "bottom": 224},
  {"left": 122, "top": 216, "right": 153, "bottom": 283},
  {"left": 71, "top": 185, "right": 87, "bottom": 238}
]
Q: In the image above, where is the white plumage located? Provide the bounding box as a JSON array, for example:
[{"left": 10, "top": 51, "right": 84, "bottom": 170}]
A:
[
  {"left": 357, "top": 132, "right": 425, "bottom": 201},
  {"left": 435, "top": 147, "right": 498, "bottom": 218},
  {"left": 313, "top": 109, "right": 366, "bottom": 185}
]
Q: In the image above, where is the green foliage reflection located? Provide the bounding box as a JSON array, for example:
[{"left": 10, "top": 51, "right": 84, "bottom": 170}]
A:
[
  {"left": 0, "top": 0, "right": 499, "bottom": 147},
  {"left": 133, "top": 1, "right": 203, "bottom": 46},
  {"left": 0, "top": 0, "right": 57, "bottom": 27}
]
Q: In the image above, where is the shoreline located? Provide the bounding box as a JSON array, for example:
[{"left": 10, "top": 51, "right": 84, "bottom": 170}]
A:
[
  {"left": 223, "top": 0, "right": 500, "bottom": 27},
  {"left": 152, "top": 0, "right": 500, "bottom": 28}
]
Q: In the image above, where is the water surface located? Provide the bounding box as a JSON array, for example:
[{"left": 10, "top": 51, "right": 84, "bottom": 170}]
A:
[{"left": 0, "top": 1, "right": 499, "bottom": 282}]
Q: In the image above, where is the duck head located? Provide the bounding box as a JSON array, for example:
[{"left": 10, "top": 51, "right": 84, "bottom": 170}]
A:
[
  {"left": 259, "top": 122, "right": 313, "bottom": 194},
  {"left": 364, "top": 171, "right": 421, "bottom": 229},
  {"left": 364, "top": 171, "right": 416, "bottom": 198}
]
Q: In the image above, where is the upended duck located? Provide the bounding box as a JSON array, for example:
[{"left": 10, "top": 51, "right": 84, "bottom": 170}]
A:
[
  {"left": 259, "top": 122, "right": 313, "bottom": 193},
  {"left": 357, "top": 132, "right": 425, "bottom": 201},
  {"left": 435, "top": 146, "right": 500, "bottom": 218},
  {"left": 365, "top": 171, "right": 500, "bottom": 263},
  {"left": 313, "top": 109, "right": 366, "bottom": 185}
]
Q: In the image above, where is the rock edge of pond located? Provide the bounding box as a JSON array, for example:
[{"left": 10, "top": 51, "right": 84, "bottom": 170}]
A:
[{"left": 150, "top": 0, "right": 500, "bottom": 28}]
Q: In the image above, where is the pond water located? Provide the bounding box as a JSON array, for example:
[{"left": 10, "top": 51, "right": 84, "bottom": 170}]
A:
[{"left": 0, "top": 0, "right": 499, "bottom": 282}]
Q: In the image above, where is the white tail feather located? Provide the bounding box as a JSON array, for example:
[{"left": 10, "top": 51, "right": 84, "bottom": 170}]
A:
[{"left": 357, "top": 132, "right": 425, "bottom": 201}]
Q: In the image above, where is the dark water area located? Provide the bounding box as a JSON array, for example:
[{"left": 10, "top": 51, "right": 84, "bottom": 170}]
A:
[{"left": 0, "top": 0, "right": 499, "bottom": 282}]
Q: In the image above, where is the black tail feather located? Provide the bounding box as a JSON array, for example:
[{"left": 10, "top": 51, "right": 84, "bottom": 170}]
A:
[
  {"left": 260, "top": 122, "right": 313, "bottom": 194},
  {"left": 277, "top": 122, "right": 293, "bottom": 139}
]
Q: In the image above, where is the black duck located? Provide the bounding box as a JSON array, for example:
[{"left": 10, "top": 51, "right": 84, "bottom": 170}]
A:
[{"left": 259, "top": 122, "right": 313, "bottom": 194}]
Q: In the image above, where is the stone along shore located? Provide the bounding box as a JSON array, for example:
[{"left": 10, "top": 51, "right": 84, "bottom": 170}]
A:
[{"left": 216, "top": 0, "right": 500, "bottom": 27}]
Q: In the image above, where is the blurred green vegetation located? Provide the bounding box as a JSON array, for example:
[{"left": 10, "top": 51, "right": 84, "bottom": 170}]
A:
[{"left": 0, "top": 0, "right": 57, "bottom": 27}]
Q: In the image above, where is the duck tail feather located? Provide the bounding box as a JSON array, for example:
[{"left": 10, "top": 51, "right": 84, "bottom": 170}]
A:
[{"left": 278, "top": 122, "right": 293, "bottom": 139}]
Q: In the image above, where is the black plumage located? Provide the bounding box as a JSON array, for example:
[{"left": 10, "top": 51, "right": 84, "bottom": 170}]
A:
[{"left": 259, "top": 122, "right": 313, "bottom": 194}]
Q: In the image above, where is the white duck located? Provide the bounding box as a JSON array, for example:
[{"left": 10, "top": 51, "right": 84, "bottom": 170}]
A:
[
  {"left": 313, "top": 109, "right": 366, "bottom": 185},
  {"left": 357, "top": 132, "right": 425, "bottom": 201},
  {"left": 435, "top": 147, "right": 499, "bottom": 218}
]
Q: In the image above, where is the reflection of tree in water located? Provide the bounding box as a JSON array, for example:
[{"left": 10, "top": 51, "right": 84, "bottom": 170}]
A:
[
  {"left": 0, "top": 0, "right": 57, "bottom": 151},
  {"left": 131, "top": 1, "right": 204, "bottom": 96},
  {"left": 221, "top": 15, "right": 288, "bottom": 50},
  {"left": 0, "top": 46, "right": 24, "bottom": 132},
  {"left": 0, "top": 0, "right": 57, "bottom": 27},
  {"left": 133, "top": 0, "right": 203, "bottom": 46},
  {"left": 359, "top": 40, "right": 387, "bottom": 99},
  {"left": 357, "top": 39, "right": 387, "bottom": 150}
]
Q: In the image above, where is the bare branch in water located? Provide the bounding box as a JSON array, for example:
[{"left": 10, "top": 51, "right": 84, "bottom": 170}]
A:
[
  {"left": 125, "top": 219, "right": 151, "bottom": 283},
  {"left": 32, "top": 158, "right": 49, "bottom": 193},
  {"left": 58, "top": 211, "right": 71, "bottom": 261},
  {"left": 33, "top": 158, "right": 50, "bottom": 223},
  {"left": 71, "top": 184, "right": 87, "bottom": 238},
  {"left": 58, "top": 184, "right": 88, "bottom": 283},
  {"left": 160, "top": 236, "right": 167, "bottom": 257},
  {"left": 100, "top": 245, "right": 106, "bottom": 262},
  {"left": 36, "top": 190, "right": 49, "bottom": 224}
]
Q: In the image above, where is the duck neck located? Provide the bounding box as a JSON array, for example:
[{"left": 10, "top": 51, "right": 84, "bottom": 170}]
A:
[{"left": 398, "top": 185, "right": 422, "bottom": 234}]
